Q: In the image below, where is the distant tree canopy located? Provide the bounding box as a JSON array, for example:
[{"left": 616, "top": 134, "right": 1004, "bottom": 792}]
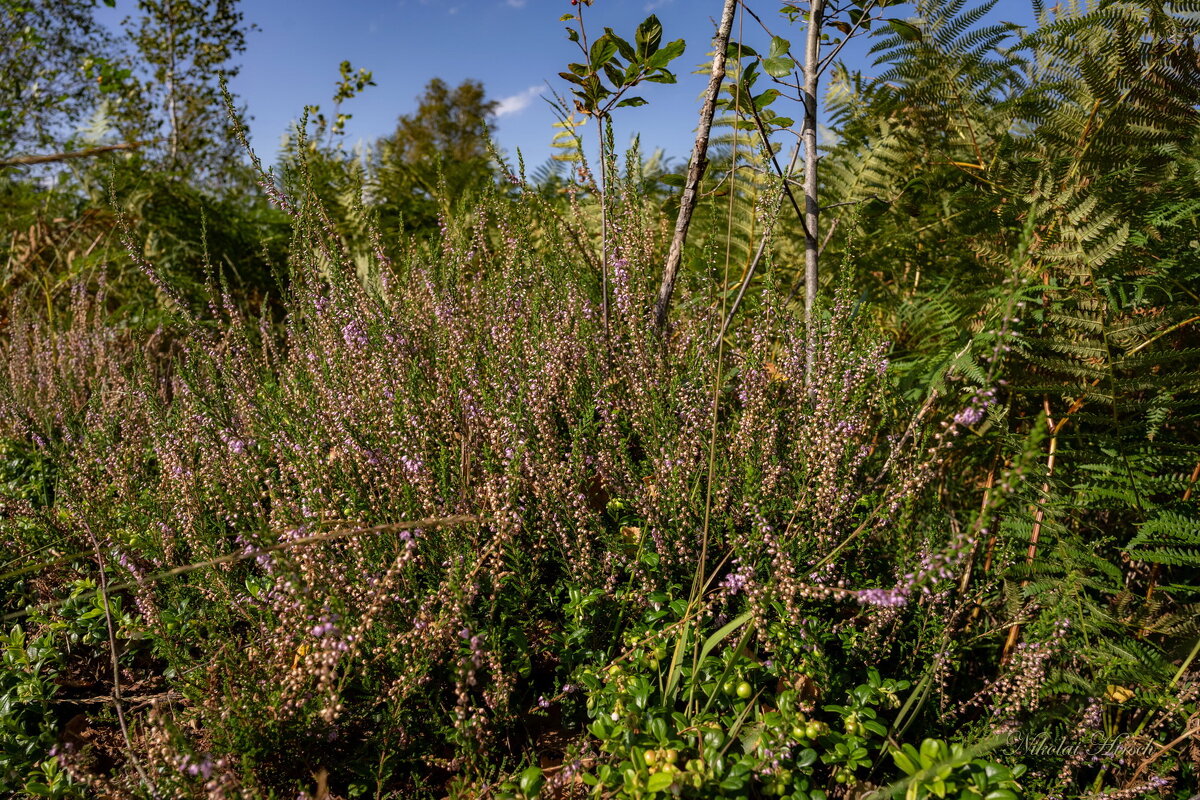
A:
[
  {"left": 0, "top": 0, "right": 117, "bottom": 158},
  {"left": 125, "top": 0, "right": 255, "bottom": 180},
  {"left": 372, "top": 78, "right": 499, "bottom": 235},
  {"left": 382, "top": 78, "right": 496, "bottom": 170},
  {"left": 0, "top": 0, "right": 256, "bottom": 181}
]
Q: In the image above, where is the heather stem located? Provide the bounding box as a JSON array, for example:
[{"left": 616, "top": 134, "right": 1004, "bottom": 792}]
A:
[
  {"left": 597, "top": 114, "right": 610, "bottom": 347},
  {"left": 82, "top": 519, "right": 162, "bottom": 800}
]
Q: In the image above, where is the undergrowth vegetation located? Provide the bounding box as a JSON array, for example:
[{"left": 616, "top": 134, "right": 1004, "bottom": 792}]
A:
[{"left": 1, "top": 0, "right": 1198, "bottom": 798}]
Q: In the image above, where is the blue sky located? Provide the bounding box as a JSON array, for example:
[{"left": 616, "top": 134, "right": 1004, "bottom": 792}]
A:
[{"left": 96, "top": 0, "right": 1038, "bottom": 171}]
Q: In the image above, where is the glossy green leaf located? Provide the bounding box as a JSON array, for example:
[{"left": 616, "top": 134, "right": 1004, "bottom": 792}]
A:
[
  {"left": 589, "top": 35, "right": 618, "bottom": 68},
  {"left": 848, "top": 7, "right": 872, "bottom": 29},
  {"left": 719, "top": 775, "right": 746, "bottom": 791},
  {"left": 636, "top": 14, "right": 663, "bottom": 58},
  {"left": 606, "top": 28, "right": 637, "bottom": 62},
  {"left": 649, "top": 714, "right": 668, "bottom": 742},
  {"left": 645, "top": 38, "right": 685, "bottom": 69},
  {"left": 742, "top": 59, "right": 760, "bottom": 86},
  {"left": 645, "top": 771, "right": 674, "bottom": 793},
  {"left": 603, "top": 61, "right": 625, "bottom": 87},
  {"left": 893, "top": 745, "right": 919, "bottom": 774},
  {"left": 762, "top": 56, "right": 794, "bottom": 78},
  {"left": 754, "top": 89, "right": 781, "bottom": 110},
  {"left": 984, "top": 790, "right": 1019, "bottom": 800},
  {"left": 518, "top": 766, "right": 544, "bottom": 796}
]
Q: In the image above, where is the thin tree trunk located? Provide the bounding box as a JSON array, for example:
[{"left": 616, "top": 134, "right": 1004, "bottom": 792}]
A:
[
  {"left": 802, "top": 0, "right": 825, "bottom": 379},
  {"left": 653, "top": 0, "right": 738, "bottom": 332},
  {"left": 166, "top": 0, "right": 180, "bottom": 164}
]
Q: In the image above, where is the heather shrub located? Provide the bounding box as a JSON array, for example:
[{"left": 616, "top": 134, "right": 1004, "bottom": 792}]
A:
[
  {"left": 3, "top": 0, "right": 1199, "bottom": 796},
  {"left": 0, "top": 152, "right": 920, "bottom": 790},
  {"left": 0, "top": 139, "right": 1193, "bottom": 798}
]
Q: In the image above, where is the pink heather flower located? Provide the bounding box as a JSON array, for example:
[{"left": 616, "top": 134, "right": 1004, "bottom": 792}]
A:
[
  {"left": 342, "top": 320, "right": 368, "bottom": 349},
  {"left": 953, "top": 387, "right": 997, "bottom": 429},
  {"left": 856, "top": 587, "right": 911, "bottom": 607},
  {"left": 953, "top": 406, "right": 986, "bottom": 427},
  {"left": 719, "top": 562, "right": 753, "bottom": 596}
]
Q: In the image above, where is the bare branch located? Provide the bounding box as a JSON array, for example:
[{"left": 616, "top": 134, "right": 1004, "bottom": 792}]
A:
[{"left": 0, "top": 141, "right": 152, "bottom": 168}]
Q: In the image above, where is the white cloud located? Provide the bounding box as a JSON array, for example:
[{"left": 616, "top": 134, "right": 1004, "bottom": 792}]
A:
[
  {"left": 494, "top": 85, "right": 545, "bottom": 118},
  {"left": 505, "top": 0, "right": 527, "bottom": 7}
]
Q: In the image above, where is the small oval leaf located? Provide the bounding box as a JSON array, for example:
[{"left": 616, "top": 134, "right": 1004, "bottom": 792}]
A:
[{"left": 762, "top": 56, "right": 795, "bottom": 77}]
